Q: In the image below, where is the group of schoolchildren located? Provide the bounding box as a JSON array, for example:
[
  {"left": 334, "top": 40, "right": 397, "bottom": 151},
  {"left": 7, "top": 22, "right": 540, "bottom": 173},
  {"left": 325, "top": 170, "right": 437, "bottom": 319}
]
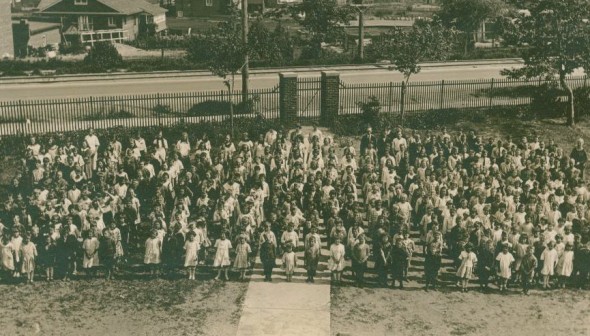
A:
[{"left": 0, "top": 123, "right": 589, "bottom": 296}]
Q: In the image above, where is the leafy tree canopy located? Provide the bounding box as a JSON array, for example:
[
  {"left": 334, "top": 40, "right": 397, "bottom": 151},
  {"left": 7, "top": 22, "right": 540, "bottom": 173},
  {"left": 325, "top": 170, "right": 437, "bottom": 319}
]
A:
[{"left": 500, "top": 0, "right": 590, "bottom": 125}]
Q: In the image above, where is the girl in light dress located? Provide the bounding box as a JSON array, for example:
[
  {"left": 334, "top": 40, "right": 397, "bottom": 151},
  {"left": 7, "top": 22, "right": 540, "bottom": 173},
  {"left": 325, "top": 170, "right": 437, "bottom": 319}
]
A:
[
  {"left": 513, "top": 234, "right": 530, "bottom": 284},
  {"left": 282, "top": 243, "right": 296, "bottom": 282},
  {"left": 305, "top": 235, "right": 320, "bottom": 283},
  {"left": 540, "top": 241, "right": 559, "bottom": 289},
  {"left": 233, "top": 236, "right": 252, "bottom": 281},
  {"left": 0, "top": 235, "right": 15, "bottom": 282},
  {"left": 184, "top": 231, "right": 200, "bottom": 280},
  {"left": 329, "top": 237, "right": 345, "bottom": 285},
  {"left": 144, "top": 230, "right": 162, "bottom": 277},
  {"left": 496, "top": 243, "right": 515, "bottom": 292},
  {"left": 82, "top": 230, "right": 100, "bottom": 278},
  {"left": 556, "top": 243, "right": 574, "bottom": 288},
  {"left": 214, "top": 231, "right": 232, "bottom": 281},
  {"left": 456, "top": 243, "right": 477, "bottom": 293},
  {"left": 20, "top": 235, "right": 37, "bottom": 284}
]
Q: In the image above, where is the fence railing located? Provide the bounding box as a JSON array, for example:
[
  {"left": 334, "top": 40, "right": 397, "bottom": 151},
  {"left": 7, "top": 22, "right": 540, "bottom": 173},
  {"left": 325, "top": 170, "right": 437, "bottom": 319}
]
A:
[
  {"left": 0, "top": 85, "right": 280, "bottom": 135},
  {"left": 339, "top": 76, "right": 588, "bottom": 116},
  {"left": 0, "top": 75, "right": 587, "bottom": 136}
]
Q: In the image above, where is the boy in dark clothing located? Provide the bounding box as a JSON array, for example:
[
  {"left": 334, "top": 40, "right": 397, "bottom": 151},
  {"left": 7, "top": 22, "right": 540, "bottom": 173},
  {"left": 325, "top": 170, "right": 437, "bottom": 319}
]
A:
[{"left": 389, "top": 238, "right": 409, "bottom": 289}]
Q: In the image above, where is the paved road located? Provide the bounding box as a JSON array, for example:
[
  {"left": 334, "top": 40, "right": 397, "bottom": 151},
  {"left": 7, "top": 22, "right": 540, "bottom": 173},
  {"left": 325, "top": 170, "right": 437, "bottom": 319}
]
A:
[{"left": 0, "top": 62, "right": 585, "bottom": 102}]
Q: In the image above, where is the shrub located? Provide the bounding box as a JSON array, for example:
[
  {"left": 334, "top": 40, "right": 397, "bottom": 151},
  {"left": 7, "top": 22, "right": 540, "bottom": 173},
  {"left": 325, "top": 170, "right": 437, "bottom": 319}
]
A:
[
  {"left": 83, "top": 109, "right": 135, "bottom": 121},
  {"left": 187, "top": 99, "right": 256, "bottom": 116},
  {"left": 84, "top": 42, "right": 123, "bottom": 71},
  {"left": 574, "top": 86, "right": 590, "bottom": 121},
  {"left": 530, "top": 82, "right": 564, "bottom": 119},
  {"left": 153, "top": 104, "right": 173, "bottom": 115}
]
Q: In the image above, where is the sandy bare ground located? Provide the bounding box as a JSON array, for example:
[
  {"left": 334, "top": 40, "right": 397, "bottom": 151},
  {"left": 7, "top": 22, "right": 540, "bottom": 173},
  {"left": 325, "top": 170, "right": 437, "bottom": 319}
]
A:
[
  {"left": 0, "top": 278, "right": 248, "bottom": 336},
  {"left": 331, "top": 286, "right": 590, "bottom": 336}
]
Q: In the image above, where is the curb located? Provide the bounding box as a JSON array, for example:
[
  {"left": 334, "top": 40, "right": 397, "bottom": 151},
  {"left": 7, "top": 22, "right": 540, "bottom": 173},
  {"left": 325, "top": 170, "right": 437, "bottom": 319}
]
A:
[{"left": 0, "top": 59, "right": 523, "bottom": 84}]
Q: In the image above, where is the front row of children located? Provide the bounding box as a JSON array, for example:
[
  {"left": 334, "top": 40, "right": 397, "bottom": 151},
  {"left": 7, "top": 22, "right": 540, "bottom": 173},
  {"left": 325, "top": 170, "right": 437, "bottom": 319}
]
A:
[
  {"left": 457, "top": 240, "right": 577, "bottom": 295},
  {"left": 1, "top": 228, "right": 582, "bottom": 294}
]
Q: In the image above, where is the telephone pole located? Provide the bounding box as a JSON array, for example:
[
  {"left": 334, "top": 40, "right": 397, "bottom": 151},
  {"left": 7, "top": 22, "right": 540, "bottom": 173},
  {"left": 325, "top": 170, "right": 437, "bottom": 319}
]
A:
[
  {"left": 241, "top": 0, "right": 249, "bottom": 104},
  {"left": 351, "top": 0, "right": 371, "bottom": 61}
]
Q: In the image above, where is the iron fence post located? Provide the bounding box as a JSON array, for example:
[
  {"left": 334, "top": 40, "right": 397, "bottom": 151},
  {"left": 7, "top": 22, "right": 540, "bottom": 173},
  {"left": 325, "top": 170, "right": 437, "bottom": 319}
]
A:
[
  {"left": 439, "top": 80, "right": 445, "bottom": 110},
  {"left": 488, "top": 78, "right": 495, "bottom": 109},
  {"left": 400, "top": 81, "right": 406, "bottom": 126}
]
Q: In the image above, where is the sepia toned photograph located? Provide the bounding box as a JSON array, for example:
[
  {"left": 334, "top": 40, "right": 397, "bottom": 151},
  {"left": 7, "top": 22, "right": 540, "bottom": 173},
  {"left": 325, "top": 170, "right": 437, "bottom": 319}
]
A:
[{"left": 0, "top": 0, "right": 589, "bottom": 335}]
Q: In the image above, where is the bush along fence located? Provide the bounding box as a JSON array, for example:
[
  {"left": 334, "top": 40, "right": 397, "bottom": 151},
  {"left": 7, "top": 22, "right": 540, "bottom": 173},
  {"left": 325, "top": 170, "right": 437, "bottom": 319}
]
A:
[{"left": 0, "top": 73, "right": 587, "bottom": 135}]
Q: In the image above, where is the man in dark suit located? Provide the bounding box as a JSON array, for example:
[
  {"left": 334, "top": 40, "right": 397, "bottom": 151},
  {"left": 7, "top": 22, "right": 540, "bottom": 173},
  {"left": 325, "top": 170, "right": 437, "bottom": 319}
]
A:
[{"left": 360, "top": 126, "right": 377, "bottom": 157}]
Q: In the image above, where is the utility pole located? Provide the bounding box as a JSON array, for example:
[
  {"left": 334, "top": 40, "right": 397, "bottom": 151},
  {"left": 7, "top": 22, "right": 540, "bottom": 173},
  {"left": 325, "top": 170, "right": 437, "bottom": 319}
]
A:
[
  {"left": 358, "top": 9, "right": 364, "bottom": 60},
  {"left": 351, "top": 0, "right": 371, "bottom": 61},
  {"left": 241, "top": 0, "right": 249, "bottom": 104}
]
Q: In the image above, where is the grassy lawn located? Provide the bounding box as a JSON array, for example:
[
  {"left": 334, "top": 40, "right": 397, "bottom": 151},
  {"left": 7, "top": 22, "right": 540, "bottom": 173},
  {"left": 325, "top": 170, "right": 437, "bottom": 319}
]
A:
[{"left": 0, "top": 279, "right": 248, "bottom": 336}]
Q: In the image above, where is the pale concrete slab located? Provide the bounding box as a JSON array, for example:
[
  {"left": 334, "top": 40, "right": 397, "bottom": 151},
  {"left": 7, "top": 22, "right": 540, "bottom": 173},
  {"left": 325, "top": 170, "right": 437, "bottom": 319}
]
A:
[
  {"left": 236, "top": 282, "right": 331, "bottom": 336},
  {"left": 244, "top": 282, "right": 330, "bottom": 310},
  {"left": 237, "top": 308, "right": 330, "bottom": 336}
]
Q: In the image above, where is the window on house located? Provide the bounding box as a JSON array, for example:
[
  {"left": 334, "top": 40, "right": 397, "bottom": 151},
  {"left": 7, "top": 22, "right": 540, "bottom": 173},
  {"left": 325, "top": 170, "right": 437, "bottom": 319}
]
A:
[
  {"left": 78, "top": 15, "right": 92, "bottom": 31},
  {"left": 74, "top": 0, "right": 88, "bottom": 5},
  {"left": 107, "top": 17, "right": 116, "bottom": 27},
  {"left": 206, "top": 0, "right": 213, "bottom": 7}
]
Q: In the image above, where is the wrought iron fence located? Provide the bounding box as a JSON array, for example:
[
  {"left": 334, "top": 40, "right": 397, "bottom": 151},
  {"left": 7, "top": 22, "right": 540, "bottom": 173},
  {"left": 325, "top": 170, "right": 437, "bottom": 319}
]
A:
[
  {"left": 339, "top": 76, "right": 588, "bottom": 116},
  {"left": 0, "top": 85, "right": 280, "bottom": 135},
  {"left": 0, "top": 75, "right": 587, "bottom": 136}
]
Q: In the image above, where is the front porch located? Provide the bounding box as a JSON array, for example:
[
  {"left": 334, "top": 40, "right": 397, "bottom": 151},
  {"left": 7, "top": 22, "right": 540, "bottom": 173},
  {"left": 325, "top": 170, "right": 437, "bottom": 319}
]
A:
[{"left": 64, "top": 26, "right": 128, "bottom": 45}]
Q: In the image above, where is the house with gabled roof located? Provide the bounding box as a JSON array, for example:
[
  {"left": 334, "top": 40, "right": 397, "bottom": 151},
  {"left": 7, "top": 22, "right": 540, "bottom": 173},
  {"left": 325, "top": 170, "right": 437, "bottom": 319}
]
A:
[{"left": 36, "top": 0, "right": 167, "bottom": 44}]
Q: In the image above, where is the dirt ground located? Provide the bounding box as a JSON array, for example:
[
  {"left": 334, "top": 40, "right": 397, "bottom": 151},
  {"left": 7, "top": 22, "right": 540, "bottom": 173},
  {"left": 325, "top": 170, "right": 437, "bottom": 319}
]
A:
[
  {"left": 0, "top": 278, "right": 248, "bottom": 336},
  {"left": 330, "top": 285, "right": 590, "bottom": 336}
]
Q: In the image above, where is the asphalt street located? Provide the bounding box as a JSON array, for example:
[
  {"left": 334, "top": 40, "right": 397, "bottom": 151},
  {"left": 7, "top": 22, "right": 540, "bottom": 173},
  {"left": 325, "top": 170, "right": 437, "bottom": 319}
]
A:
[{"left": 0, "top": 61, "right": 585, "bottom": 102}]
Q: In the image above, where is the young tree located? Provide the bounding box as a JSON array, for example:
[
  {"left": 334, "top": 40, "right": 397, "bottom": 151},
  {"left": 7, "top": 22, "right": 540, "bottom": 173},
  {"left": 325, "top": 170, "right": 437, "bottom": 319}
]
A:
[
  {"left": 186, "top": 19, "right": 247, "bottom": 135},
  {"left": 500, "top": 0, "right": 590, "bottom": 126},
  {"left": 369, "top": 19, "right": 456, "bottom": 124},
  {"left": 439, "top": 0, "right": 508, "bottom": 55}
]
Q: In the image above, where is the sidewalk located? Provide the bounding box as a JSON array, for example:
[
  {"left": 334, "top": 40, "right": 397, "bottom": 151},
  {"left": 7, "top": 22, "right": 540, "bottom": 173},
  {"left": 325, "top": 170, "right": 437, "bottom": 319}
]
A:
[{"left": 236, "top": 282, "right": 331, "bottom": 336}]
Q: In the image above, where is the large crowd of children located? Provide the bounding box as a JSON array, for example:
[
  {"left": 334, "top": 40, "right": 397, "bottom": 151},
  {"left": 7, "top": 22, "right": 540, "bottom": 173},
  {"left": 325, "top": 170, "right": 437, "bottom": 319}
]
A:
[{"left": 0, "top": 124, "right": 589, "bottom": 295}]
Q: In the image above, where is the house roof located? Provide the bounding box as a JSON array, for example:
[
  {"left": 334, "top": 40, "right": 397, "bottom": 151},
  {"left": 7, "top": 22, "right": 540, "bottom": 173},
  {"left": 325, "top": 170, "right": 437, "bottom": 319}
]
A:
[{"left": 39, "top": 0, "right": 166, "bottom": 15}]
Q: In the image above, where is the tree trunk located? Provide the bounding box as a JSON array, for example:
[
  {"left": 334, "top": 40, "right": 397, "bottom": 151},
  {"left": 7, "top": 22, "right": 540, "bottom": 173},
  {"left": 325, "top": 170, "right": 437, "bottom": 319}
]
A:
[
  {"left": 464, "top": 32, "right": 470, "bottom": 57},
  {"left": 560, "top": 72, "right": 575, "bottom": 126}
]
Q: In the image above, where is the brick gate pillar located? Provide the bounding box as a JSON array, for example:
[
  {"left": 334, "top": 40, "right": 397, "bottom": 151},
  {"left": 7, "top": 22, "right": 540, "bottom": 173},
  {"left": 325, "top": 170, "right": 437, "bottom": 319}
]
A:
[
  {"left": 279, "top": 72, "right": 298, "bottom": 127},
  {"left": 320, "top": 71, "right": 340, "bottom": 127}
]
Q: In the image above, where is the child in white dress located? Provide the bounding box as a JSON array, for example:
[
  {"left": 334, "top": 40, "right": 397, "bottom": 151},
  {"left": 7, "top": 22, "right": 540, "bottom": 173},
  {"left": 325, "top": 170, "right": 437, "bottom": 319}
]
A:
[
  {"left": 556, "top": 243, "right": 574, "bottom": 288},
  {"left": 329, "top": 237, "right": 345, "bottom": 284},
  {"left": 144, "top": 230, "right": 162, "bottom": 277},
  {"left": 456, "top": 243, "right": 477, "bottom": 293},
  {"left": 282, "top": 244, "right": 296, "bottom": 282},
  {"left": 540, "top": 241, "right": 559, "bottom": 289},
  {"left": 184, "top": 231, "right": 200, "bottom": 280},
  {"left": 82, "top": 231, "right": 100, "bottom": 278},
  {"left": 233, "top": 236, "right": 252, "bottom": 281},
  {"left": 20, "top": 235, "right": 37, "bottom": 284},
  {"left": 496, "top": 243, "right": 515, "bottom": 292},
  {"left": 214, "top": 232, "right": 232, "bottom": 281}
]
